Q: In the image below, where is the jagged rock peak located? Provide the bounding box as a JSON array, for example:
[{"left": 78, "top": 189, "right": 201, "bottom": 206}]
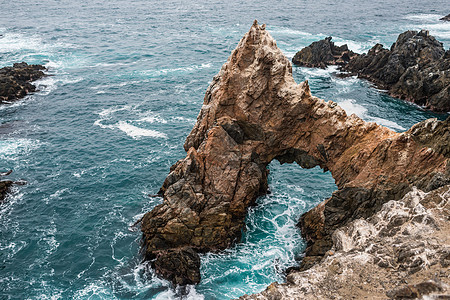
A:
[{"left": 184, "top": 19, "right": 298, "bottom": 151}]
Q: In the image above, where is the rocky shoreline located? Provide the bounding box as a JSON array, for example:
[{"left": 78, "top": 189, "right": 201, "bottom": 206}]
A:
[
  {"left": 140, "top": 20, "right": 450, "bottom": 297},
  {"left": 0, "top": 62, "right": 46, "bottom": 103},
  {"left": 292, "top": 31, "right": 450, "bottom": 112},
  {"left": 241, "top": 185, "right": 450, "bottom": 299}
]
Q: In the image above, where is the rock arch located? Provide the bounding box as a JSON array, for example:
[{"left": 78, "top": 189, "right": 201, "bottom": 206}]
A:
[{"left": 141, "top": 21, "right": 450, "bottom": 285}]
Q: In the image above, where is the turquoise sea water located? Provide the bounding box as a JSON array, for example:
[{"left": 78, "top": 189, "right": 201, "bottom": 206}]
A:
[{"left": 0, "top": 1, "right": 449, "bottom": 299}]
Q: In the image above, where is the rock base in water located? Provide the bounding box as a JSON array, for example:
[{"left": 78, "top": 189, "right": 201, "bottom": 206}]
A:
[
  {"left": 0, "top": 62, "right": 46, "bottom": 103},
  {"left": 0, "top": 180, "right": 13, "bottom": 203},
  {"left": 293, "top": 30, "right": 450, "bottom": 112},
  {"left": 440, "top": 14, "right": 450, "bottom": 21},
  {"left": 292, "top": 37, "right": 357, "bottom": 68},
  {"left": 344, "top": 30, "right": 449, "bottom": 112}
]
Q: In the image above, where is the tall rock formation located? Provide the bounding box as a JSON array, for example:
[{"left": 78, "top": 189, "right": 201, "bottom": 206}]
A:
[{"left": 141, "top": 21, "right": 450, "bottom": 285}]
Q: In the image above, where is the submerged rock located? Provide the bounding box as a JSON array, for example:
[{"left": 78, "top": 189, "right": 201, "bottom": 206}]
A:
[
  {"left": 141, "top": 21, "right": 450, "bottom": 286},
  {"left": 292, "top": 37, "right": 357, "bottom": 68},
  {"left": 0, "top": 62, "right": 46, "bottom": 103}
]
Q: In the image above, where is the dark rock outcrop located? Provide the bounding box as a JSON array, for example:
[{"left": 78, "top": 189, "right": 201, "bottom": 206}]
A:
[
  {"left": 292, "top": 37, "right": 357, "bottom": 68},
  {"left": 0, "top": 180, "right": 13, "bottom": 203},
  {"left": 292, "top": 30, "right": 450, "bottom": 112},
  {"left": 0, "top": 62, "right": 46, "bottom": 103},
  {"left": 141, "top": 21, "right": 450, "bottom": 286},
  {"left": 441, "top": 14, "right": 450, "bottom": 21},
  {"left": 343, "top": 30, "right": 450, "bottom": 112},
  {"left": 0, "top": 170, "right": 26, "bottom": 203}
]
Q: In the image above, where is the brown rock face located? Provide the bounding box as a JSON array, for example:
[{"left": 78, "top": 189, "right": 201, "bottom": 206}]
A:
[{"left": 141, "top": 21, "right": 450, "bottom": 285}]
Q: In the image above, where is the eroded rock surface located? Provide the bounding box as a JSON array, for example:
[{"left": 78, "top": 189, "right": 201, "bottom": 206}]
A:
[
  {"left": 344, "top": 30, "right": 450, "bottom": 112},
  {"left": 240, "top": 186, "right": 450, "bottom": 299},
  {"left": 141, "top": 21, "right": 450, "bottom": 285},
  {"left": 292, "top": 37, "right": 357, "bottom": 68},
  {"left": 0, "top": 62, "right": 46, "bottom": 103}
]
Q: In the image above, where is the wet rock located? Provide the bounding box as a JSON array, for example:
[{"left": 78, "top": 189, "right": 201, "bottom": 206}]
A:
[
  {"left": 151, "top": 248, "right": 201, "bottom": 285},
  {"left": 441, "top": 14, "right": 450, "bottom": 21},
  {"left": 293, "top": 31, "right": 450, "bottom": 112},
  {"left": 343, "top": 30, "right": 450, "bottom": 112},
  {"left": 0, "top": 180, "right": 13, "bottom": 203},
  {"left": 292, "top": 37, "right": 357, "bottom": 68},
  {"left": 0, "top": 62, "right": 46, "bottom": 103},
  {"left": 141, "top": 21, "right": 450, "bottom": 285}
]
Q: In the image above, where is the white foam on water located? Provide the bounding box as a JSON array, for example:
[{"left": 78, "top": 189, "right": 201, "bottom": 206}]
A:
[
  {"left": 404, "top": 14, "right": 443, "bottom": 21},
  {"left": 98, "top": 105, "right": 133, "bottom": 118},
  {"left": 403, "top": 14, "right": 450, "bottom": 42},
  {"left": 42, "top": 221, "right": 60, "bottom": 255},
  {"left": 333, "top": 38, "right": 373, "bottom": 53},
  {"left": 33, "top": 75, "right": 84, "bottom": 96},
  {"left": 368, "top": 116, "right": 406, "bottom": 131},
  {"left": 337, "top": 99, "right": 406, "bottom": 131},
  {"left": 171, "top": 116, "right": 196, "bottom": 124},
  {"left": 90, "top": 80, "right": 145, "bottom": 90},
  {"left": 337, "top": 98, "right": 368, "bottom": 117},
  {"left": 0, "top": 138, "right": 40, "bottom": 160},
  {"left": 268, "top": 26, "right": 317, "bottom": 37},
  {"left": 420, "top": 23, "right": 450, "bottom": 40},
  {"left": 43, "top": 188, "right": 70, "bottom": 205},
  {"left": 0, "top": 240, "right": 27, "bottom": 260},
  {"left": 0, "top": 32, "right": 46, "bottom": 53},
  {"left": 299, "top": 65, "right": 338, "bottom": 78},
  {"left": 138, "top": 63, "right": 212, "bottom": 77},
  {"left": 117, "top": 121, "right": 167, "bottom": 139},
  {"left": 95, "top": 105, "right": 168, "bottom": 139},
  {"left": 73, "top": 282, "right": 114, "bottom": 299}
]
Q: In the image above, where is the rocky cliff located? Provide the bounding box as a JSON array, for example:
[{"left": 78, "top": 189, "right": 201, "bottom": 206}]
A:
[
  {"left": 292, "top": 31, "right": 450, "bottom": 112},
  {"left": 141, "top": 21, "right": 450, "bottom": 289},
  {"left": 0, "top": 62, "right": 46, "bottom": 103}
]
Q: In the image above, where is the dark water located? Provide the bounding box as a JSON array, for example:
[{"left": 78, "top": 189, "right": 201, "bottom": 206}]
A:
[{"left": 0, "top": 1, "right": 448, "bottom": 299}]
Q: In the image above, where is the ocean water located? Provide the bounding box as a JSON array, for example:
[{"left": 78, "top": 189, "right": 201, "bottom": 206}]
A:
[{"left": 0, "top": 1, "right": 449, "bottom": 299}]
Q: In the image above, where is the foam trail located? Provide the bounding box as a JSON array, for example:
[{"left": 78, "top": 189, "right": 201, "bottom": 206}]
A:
[{"left": 117, "top": 121, "right": 167, "bottom": 139}]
